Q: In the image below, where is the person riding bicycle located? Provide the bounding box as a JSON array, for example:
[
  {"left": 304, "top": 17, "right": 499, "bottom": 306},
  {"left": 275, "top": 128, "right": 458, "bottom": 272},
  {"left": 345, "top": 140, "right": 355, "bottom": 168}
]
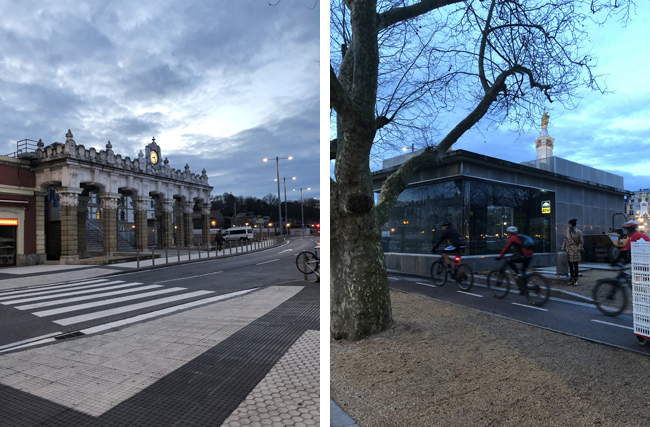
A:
[
  {"left": 496, "top": 226, "right": 533, "bottom": 290},
  {"left": 614, "top": 220, "right": 650, "bottom": 264},
  {"left": 432, "top": 222, "right": 464, "bottom": 272}
]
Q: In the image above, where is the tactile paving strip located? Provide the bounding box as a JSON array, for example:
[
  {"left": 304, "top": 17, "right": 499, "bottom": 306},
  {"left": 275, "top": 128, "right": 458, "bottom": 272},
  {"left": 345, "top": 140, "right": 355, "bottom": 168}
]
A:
[{"left": 223, "top": 329, "right": 320, "bottom": 426}]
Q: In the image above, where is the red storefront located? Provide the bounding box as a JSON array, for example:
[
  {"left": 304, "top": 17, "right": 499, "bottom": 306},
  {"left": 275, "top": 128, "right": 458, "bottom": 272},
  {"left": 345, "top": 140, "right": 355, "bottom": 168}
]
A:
[{"left": 0, "top": 157, "right": 39, "bottom": 267}]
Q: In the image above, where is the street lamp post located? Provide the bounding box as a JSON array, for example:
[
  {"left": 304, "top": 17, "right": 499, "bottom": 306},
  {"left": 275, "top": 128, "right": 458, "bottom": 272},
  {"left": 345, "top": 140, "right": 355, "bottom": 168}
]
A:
[
  {"left": 277, "top": 176, "right": 296, "bottom": 236},
  {"left": 263, "top": 156, "right": 292, "bottom": 235},
  {"left": 293, "top": 187, "right": 311, "bottom": 230}
]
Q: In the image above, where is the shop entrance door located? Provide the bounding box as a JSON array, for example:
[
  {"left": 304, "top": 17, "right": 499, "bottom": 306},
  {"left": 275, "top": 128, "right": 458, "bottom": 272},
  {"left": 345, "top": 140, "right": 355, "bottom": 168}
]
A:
[{"left": 0, "top": 225, "right": 17, "bottom": 266}]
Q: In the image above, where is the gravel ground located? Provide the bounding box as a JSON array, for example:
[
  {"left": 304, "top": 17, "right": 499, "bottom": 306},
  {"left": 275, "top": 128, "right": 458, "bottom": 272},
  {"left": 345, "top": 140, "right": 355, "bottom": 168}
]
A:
[{"left": 331, "top": 268, "right": 650, "bottom": 427}]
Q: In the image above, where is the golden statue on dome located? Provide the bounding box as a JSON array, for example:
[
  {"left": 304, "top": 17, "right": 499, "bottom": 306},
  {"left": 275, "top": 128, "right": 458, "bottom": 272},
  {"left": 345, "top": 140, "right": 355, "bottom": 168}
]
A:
[{"left": 541, "top": 111, "right": 549, "bottom": 127}]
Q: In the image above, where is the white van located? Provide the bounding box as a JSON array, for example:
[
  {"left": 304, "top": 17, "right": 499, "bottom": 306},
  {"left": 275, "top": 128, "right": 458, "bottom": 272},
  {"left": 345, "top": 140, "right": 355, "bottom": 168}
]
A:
[{"left": 223, "top": 226, "right": 254, "bottom": 241}]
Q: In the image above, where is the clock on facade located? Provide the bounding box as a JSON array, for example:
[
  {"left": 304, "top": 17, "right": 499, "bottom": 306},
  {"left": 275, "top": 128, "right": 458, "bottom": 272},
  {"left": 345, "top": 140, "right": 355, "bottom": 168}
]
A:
[{"left": 150, "top": 150, "right": 159, "bottom": 165}]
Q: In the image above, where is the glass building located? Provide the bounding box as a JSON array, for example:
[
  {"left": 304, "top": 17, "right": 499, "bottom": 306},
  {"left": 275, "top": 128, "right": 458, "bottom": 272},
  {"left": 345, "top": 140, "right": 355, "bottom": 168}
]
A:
[
  {"left": 380, "top": 178, "right": 554, "bottom": 256},
  {"left": 373, "top": 149, "right": 627, "bottom": 273}
]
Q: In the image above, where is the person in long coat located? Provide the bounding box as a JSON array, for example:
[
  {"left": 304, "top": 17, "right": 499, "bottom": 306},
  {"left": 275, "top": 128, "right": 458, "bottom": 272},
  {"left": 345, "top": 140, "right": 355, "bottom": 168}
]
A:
[
  {"left": 215, "top": 230, "right": 224, "bottom": 251},
  {"left": 561, "top": 218, "right": 584, "bottom": 285}
]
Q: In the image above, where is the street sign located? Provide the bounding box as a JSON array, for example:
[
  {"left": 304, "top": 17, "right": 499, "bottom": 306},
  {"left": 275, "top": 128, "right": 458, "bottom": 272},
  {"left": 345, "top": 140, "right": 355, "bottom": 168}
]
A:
[{"left": 542, "top": 200, "right": 551, "bottom": 214}]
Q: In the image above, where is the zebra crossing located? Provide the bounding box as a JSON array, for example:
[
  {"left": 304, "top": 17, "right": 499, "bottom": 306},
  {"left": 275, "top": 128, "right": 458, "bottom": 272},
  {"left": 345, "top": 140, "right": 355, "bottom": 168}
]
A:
[{"left": 0, "top": 278, "right": 215, "bottom": 327}]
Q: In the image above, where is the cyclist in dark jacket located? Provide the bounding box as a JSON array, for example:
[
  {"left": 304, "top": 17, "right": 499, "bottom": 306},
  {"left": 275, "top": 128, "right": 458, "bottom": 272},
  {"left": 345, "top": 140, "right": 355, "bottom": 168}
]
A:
[
  {"left": 496, "top": 226, "right": 533, "bottom": 276},
  {"left": 432, "top": 222, "right": 464, "bottom": 271}
]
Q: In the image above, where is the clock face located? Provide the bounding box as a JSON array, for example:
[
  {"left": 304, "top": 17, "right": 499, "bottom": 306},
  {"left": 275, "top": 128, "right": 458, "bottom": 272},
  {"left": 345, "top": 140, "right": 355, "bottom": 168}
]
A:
[{"left": 150, "top": 150, "right": 159, "bottom": 165}]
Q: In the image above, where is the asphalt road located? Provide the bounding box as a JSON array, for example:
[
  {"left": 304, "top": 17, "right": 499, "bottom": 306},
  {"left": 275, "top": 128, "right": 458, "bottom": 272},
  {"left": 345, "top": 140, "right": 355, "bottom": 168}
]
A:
[
  {"left": 0, "top": 237, "right": 320, "bottom": 350},
  {"left": 388, "top": 273, "right": 650, "bottom": 356}
]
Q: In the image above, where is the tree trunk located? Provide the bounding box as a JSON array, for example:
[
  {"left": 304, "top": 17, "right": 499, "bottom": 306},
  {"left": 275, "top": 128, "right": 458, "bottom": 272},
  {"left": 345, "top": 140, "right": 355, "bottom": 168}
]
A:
[{"left": 330, "top": 204, "right": 392, "bottom": 341}]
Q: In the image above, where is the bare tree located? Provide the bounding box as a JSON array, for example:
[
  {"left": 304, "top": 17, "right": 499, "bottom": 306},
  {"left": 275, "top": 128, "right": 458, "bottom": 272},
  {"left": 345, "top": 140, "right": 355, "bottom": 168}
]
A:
[{"left": 330, "top": 0, "right": 633, "bottom": 340}]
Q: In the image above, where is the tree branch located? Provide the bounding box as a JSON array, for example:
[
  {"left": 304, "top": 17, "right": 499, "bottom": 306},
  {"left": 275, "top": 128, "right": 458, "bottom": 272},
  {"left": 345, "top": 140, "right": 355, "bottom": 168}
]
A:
[{"left": 378, "top": 0, "right": 466, "bottom": 31}]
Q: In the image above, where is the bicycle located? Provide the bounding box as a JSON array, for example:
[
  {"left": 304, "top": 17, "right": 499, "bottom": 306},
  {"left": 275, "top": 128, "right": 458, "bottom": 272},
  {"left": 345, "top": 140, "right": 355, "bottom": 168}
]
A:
[
  {"left": 430, "top": 247, "right": 474, "bottom": 291},
  {"left": 296, "top": 250, "right": 320, "bottom": 280},
  {"left": 592, "top": 262, "right": 630, "bottom": 316},
  {"left": 486, "top": 259, "right": 551, "bottom": 306}
]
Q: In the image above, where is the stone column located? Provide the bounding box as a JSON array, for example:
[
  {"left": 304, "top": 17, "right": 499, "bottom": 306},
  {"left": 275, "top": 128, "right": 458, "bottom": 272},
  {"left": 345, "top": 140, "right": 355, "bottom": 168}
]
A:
[
  {"left": 101, "top": 193, "right": 120, "bottom": 256},
  {"left": 77, "top": 196, "right": 89, "bottom": 256},
  {"left": 159, "top": 199, "right": 174, "bottom": 248},
  {"left": 58, "top": 187, "right": 82, "bottom": 263},
  {"left": 183, "top": 202, "right": 194, "bottom": 247},
  {"left": 35, "top": 191, "right": 47, "bottom": 261},
  {"left": 201, "top": 204, "right": 211, "bottom": 246},
  {"left": 132, "top": 198, "right": 149, "bottom": 251},
  {"left": 175, "top": 201, "right": 185, "bottom": 247}
]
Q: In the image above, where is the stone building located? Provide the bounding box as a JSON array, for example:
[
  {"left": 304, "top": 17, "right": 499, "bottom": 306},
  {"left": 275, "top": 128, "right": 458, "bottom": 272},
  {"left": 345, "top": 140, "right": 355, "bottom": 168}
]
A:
[{"left": 1, "top": 131, "right": 213, "bottom": 266}]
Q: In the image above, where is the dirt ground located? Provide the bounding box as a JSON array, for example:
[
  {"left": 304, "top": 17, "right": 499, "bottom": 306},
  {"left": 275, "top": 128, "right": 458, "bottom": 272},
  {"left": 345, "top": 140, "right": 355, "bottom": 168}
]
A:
[{"left": 331, "top": 267, "right": 650, "bottom": 426}]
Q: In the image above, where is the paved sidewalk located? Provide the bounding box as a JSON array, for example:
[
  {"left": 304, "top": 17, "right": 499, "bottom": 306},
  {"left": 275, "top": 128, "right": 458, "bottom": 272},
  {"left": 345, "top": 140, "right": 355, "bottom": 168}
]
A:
[{"left": 0, "top": 260, "right": 319, "bottom": 425}]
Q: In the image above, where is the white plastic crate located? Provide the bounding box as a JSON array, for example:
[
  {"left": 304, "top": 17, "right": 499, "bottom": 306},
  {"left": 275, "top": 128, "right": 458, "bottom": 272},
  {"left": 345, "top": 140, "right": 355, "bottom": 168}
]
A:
[
  {"left": 633, "top": 302, "right": 650, "bottom": 317},
  {"left": 633, "top": 291, "right": 650, "bottom": 306},
  {"left": 631, "top": 241, "right": 650, "bottom": 339}
]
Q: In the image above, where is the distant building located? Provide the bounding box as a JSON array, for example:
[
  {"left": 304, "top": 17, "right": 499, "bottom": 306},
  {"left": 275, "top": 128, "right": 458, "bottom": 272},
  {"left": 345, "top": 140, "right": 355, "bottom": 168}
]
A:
[{"left": 626, "top": 189, "right": 650, "bottom": 231}]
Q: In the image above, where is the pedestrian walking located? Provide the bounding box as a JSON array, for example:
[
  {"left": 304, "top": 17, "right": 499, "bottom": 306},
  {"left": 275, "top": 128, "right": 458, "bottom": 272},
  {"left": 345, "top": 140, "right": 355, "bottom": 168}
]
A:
[
  {"left": 561, "top": 218, "right": 583, "bottom": 285},
  {"left": 216, "top": 230, "right": 224, "bottom": 251}
]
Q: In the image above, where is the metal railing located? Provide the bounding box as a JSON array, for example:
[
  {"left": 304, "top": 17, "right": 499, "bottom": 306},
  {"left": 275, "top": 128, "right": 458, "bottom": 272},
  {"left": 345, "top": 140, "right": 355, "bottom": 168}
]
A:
[{"left": 5, "top": 139, "right": 40, "bottom": 158}]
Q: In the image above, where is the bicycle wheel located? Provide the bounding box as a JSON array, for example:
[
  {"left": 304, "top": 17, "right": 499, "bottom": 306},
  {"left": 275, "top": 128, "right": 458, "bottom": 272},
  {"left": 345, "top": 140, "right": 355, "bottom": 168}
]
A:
[
  {"left": 524, "top": 273, "right": 551, "bottom": 306},
  {"left": 455, "top": 264, "right": 474, "bottom": 291},
  {"left": 592, "top": 279, "right": 627, "bottom": 316},
  {"left": 486, "top": 269, "right": 510, "bottom": 298},
  {"left": 430, "top": 260, "right": 447, "bottom": 285},
  {"left": 296, "top": 251, "right": 318, "bottom": 275}
]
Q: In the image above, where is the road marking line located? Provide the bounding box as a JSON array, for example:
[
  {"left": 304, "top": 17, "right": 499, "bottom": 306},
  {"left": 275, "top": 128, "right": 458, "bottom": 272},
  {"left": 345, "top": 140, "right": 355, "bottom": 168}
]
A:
[
  {"left": 256, "top": 259, "right": 280, "bottom": 265},
  {"left": 591, "top": 319, "right": 634, "bottom": 330},
  {"left": 512, "top": 302, "right": 548, "bottom": 311},
  {"left": 1, "top": 282, "right": 141, "bottom": 304},
  {"left": 33, "top": 287, "right": 188, "bottom": 317},
  {"left": 0, "top": 280, "right": 126, "bottom": 301},
  {"left": 54, "top": 290, "right": 215, "bottom": 326},
  {"left": 388, "top": 277, "right": 400, "bottom": 281},
  {"left": 458, "top": 291, "right": 482, "bottom": 297},
  {"left": 416, "top": 282, "right": 437, "bottom": 288},
  {"left": 279, "top": 249, "right": 293, "bottom": 254},
  {"left": 15, "top": 285, "right": 163, "bottom": 310},
  {"left": 153, "top": 271, "right": 223, "bottom": 284},
  {"left": 0, "top": 279, "right": 111, "bottom": 297}
]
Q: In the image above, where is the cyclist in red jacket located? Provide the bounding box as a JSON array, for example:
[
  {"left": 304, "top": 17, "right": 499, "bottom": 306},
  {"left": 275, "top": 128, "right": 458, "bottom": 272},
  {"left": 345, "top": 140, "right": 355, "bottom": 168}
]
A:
[
  {"left": 617, "top": 221, "right": 650, "bottom": 263},
  {"left": 496, "top": 226, "right": 534, "bottom": 278}
]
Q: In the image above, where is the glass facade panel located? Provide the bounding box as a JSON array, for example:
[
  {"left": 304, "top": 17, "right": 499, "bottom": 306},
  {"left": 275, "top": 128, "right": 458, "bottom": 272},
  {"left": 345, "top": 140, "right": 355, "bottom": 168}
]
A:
[
  {"left": 465, "top": 180, "right": 554, "bottom": 254},
  {"left": 380, "top": 180, "right": 463, "bottom": 254},
  {"left": 379, "top": 178, "right": 555, "bottom": 255}
]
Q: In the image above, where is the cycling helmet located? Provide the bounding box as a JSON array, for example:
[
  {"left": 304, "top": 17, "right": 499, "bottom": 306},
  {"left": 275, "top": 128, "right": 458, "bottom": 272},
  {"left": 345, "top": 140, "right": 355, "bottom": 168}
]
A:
[
  {"left": 622, "top": 220, "right": 640, "bottom": 230},
  {"left": 506, "top": 226, "right": 518, "bottom": 233},
  {"left": 441, "top": 222, "right": 451, "bottom": 227}
]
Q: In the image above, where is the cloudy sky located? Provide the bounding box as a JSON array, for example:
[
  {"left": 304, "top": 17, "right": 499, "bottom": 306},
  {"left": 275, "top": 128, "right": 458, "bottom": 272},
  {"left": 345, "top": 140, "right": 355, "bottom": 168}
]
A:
[
  {"left": 0, "top": 0, "right": 319, "bottom": 201},
  {"left": 358, "top": 3, "right": 650, "bottom": 193}
]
